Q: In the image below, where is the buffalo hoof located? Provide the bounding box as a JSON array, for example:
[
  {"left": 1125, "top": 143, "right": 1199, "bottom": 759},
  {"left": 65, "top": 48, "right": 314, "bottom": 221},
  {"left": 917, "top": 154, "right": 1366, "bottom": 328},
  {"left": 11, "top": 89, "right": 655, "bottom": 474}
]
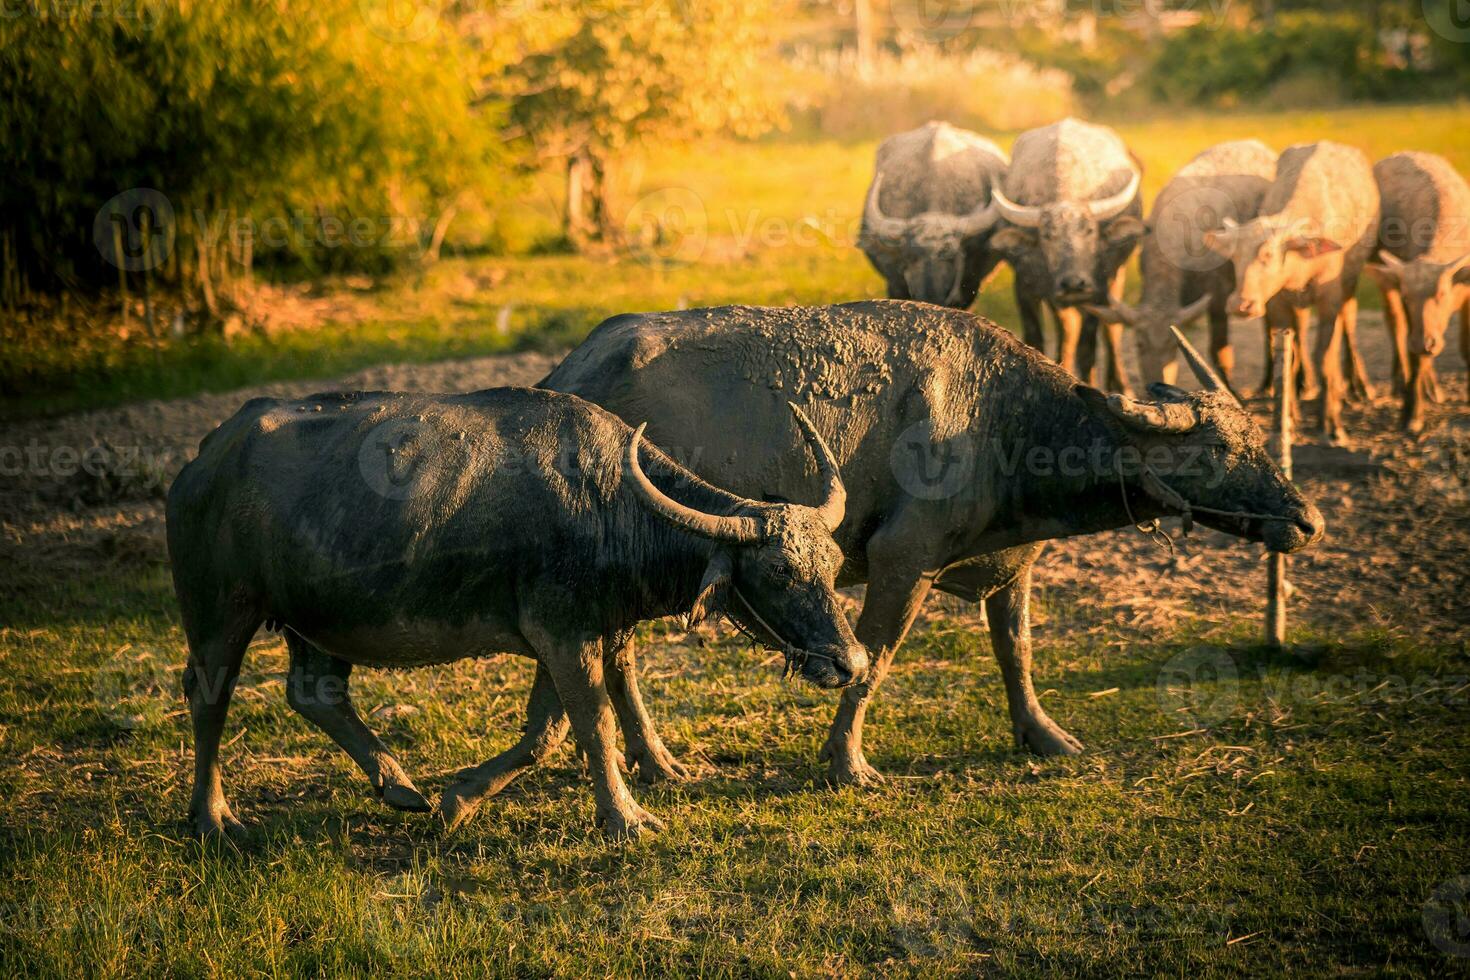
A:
[
  {"left": 1015, "top": 716, "right": 1084, "bottom": 756},
  {"left": 600, "top": 804, "right": 665, "bottom": 842},
  {"left": 628, "top": 744, "right": 691, "bottom": 785},
  {"left": 821, "top": 744, "right": 886, "bottom": 788},
  {"left": 193, "top": 806, "right": 246, "bottom": 842},
  {"left": 437, "top": 786, "right": 482, "bottom": 834},
  {"left": 382, "top": 782, "right": 432, "bottom": 813}
]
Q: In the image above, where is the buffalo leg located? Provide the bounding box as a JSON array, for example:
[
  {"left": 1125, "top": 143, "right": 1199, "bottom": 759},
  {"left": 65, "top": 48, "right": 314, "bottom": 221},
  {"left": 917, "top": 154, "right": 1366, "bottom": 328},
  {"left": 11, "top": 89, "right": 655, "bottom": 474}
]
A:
[
  {"left": 528, "top": 622, "right": 661, "bottom": 839},
  {"left": 605, "top": 633, "right": 688, "bottom": 784},
  {"left": 182, "top": 601, "right": 260, "bottom": 839},
  {"left": 1017, "top": 286, "right": 1046, "bottom": 356},
  {"left": 1462, "top": 300, "right": 1470, "bottom": 402},
  {"left": 822, "top": 522, "right": 938, "bottom": 786},
  {"left": 1294, "top": 304, "right": 1320, "bottom": 401},
  {"left": 1340, "top": 295, "right": 1374, "bottom": 402},
  {"left": 1208, "top": 299, "right": 1236, "bottom": 394},
  {"left": 1057, "top": 305, "right": 1086, "bottom": 381},
  {"left": 1314, "top": 292, "right": 1348, "bottom": 443},
  {"left": 1382, "top": 283, "right": 1410, "bottom": 396},
  {"left": 1101, "top": 317, "right": 1133, "bottom": 396},
  {"left": 985, "top": 567, "right": 1082, "bottom": 756},
  {"left": 284, "top": 632, "right": 429, "bottom": 812},
  {"left": 438, "top": 662, "right": 570, "bottom": 832}
]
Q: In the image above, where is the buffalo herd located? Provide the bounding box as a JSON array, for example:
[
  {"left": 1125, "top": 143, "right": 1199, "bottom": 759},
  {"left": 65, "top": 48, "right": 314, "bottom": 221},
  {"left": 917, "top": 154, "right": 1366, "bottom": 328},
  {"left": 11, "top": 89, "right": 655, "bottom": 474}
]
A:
[{"left": 169, "top": 113, "right": 1470, "bottom": 839}]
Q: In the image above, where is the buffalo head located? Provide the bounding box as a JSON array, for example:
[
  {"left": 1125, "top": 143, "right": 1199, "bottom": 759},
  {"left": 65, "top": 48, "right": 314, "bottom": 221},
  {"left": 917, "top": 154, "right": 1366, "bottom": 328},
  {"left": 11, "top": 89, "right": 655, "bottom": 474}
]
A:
[
  {"left": 1364, "top": 249, "right": 1470, "bottom": 432},
  {"left": 627, "top": 404, "right": 869, "bottom": 688},
  {"left": 1085, "top": 294, "right": 1214, "bottom": 386},
  {"left": 862, "top": 174, "right": 999, "bottom": 308},
  {"left": 1077, "top": 327, "right": 1324, "bottom": 554},
  {"left": 989, "top": 171, "right": 1144, "bottom": 304},
  {"left": 1203, "top": 216, "right": 1342, "bottom": 319}
]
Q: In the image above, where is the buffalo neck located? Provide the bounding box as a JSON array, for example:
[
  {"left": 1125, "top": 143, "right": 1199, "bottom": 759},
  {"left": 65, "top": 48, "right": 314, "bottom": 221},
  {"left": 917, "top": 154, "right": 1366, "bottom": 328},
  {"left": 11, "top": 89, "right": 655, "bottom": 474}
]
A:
[{"left": 969, "top": 371, "right": 1169, "bottom": 550}]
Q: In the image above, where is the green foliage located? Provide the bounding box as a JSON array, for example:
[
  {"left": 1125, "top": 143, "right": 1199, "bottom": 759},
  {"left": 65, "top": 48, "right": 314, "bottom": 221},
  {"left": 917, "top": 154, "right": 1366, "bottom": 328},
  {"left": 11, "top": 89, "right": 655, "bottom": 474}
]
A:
[
  {"left": 1148, "top": 11, "right": 1445, "bottom": 107},
  {"left": 0, "top": 1, "right": 505, "bottom": 293}
]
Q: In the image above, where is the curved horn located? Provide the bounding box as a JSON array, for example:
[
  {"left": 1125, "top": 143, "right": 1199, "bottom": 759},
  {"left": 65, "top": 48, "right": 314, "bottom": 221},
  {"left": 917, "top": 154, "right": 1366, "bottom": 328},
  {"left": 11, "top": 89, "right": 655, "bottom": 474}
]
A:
[
  {"left": 1169, "top": 324, "right": 1230, "bottom": 396},
  {"left": 989, "top": 184, "right": 1043, "bottom": 229},
  {"left": 1376, "top": 249, "right": 1404, "bottom": 268},
  {"left": 1086, "top": 169, "right": 1141, "bottom": 221},
  {"left": 787, "top": 403, "right": 846, "bottom": 532},
  {"left": 627, "top": 424, "right": 762, "bottom": 544},
  {"left": 955, "top": 198, "right": 1000, "bottom": 238},
  {"left": 863, "top": 174, "right": 909, "bottom": 242},
  {"left": 1106, "top": 393, "right": 1198, "bottom": 433}
]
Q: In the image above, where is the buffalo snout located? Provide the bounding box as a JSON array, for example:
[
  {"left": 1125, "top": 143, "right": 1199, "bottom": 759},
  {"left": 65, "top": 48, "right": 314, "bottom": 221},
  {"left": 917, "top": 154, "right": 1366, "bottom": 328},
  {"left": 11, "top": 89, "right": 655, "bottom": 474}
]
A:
[
  {"left": 1056, "top": 273, "right": 1095, "bottom": 301},
  {"left": 803, "top": 644, "right": 870, "bottom": 689},
  {"left": 1265, "top": 499, "right": 1325, "bottom": 554}
]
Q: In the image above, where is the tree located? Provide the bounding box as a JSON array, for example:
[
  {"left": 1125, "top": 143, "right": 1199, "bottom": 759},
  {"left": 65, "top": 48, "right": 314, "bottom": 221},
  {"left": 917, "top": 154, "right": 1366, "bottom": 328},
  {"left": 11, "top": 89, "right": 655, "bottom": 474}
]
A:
[{"left": 498, "top": 0, "right": 787, "bottom": 248}]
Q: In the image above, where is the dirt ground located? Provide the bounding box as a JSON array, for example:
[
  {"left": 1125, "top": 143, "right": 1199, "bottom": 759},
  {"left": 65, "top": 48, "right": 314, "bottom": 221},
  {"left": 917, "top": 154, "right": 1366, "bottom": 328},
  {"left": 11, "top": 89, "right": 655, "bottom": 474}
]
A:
[{"left": 3, "top": 313, "right": 1467, "bottom": 647}]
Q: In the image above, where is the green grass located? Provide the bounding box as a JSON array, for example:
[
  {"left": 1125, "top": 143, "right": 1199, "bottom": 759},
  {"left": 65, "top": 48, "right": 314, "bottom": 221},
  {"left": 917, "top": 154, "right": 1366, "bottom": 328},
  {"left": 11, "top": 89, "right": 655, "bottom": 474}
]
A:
[
  {"left": 1, "top": 549, "right": 1467, "bottom": 976},
  {"left": 7, "top": 102, "right": 1469, "bottom": 419}
]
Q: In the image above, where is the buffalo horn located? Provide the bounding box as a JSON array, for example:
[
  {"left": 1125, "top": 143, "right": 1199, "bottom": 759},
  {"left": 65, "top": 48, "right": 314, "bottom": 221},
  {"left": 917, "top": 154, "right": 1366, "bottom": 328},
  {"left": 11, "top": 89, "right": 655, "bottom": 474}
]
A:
[
  {"left": 627, "top": 424, "right": 763, "bottom": 544},
  {"left": 787, "top": 403, "right": 847, "bottom": 532}
]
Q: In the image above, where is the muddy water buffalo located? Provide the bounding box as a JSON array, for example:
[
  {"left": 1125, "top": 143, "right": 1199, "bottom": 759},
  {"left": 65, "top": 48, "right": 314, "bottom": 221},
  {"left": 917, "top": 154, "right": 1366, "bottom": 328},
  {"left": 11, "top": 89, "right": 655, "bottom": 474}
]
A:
[
  {"left": 1087, "top": 140, "right": 1279, "bottom": 392},
  {"left": 1363, "top": 151, "right": 1470, "bottom": 433},
  {"left": 859, "top": 121, "right": 1006, "bottom": 308},
  {"left": 1202, "top": 141, "right": 1380, "bottom": 443},
  {"left": 166, "top": 387, "right": 866, "bottom": 840},
  {"left": 543, "top": 301, "right": 1324, "bottom": 785},
  {"left": 987, "top": 118, "right": 1145, "bottom": 394}
]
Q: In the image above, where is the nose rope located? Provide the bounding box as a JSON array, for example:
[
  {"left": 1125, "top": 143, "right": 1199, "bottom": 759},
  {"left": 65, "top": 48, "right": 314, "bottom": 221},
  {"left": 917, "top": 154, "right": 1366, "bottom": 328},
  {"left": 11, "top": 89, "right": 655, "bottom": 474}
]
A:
[
  {"left": 1114, "top": 452, "right": 1299, "bottom": 552},
  {"left": 726, "top": 588, "right": 842, "bottom": 681}
]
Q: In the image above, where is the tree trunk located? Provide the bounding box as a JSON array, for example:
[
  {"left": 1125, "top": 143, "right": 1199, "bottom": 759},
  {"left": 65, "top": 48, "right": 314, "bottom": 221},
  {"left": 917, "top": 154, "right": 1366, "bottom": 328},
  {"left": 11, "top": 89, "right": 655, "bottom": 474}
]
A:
[
  {"left": 565, "top": 151, "right": 592, "bottom": 246},
  {"left": 854, "top": 0, "right": 875, "bottom": 81}
]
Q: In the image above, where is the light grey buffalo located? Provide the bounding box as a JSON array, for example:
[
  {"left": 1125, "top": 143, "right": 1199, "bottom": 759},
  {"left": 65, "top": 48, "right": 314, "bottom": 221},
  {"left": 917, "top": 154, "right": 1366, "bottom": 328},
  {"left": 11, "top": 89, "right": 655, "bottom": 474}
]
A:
[
  {"left": 859, "top": 121, "right": 1006, "bottom": 308},
  {"left": 1088, "top": 140, "right": 1279, "bottom": 393},
  {"left": 542, "top": 301, "right": 1324, "bottom": 786},
  {"left": 1364, "top": 151, "right": 1470, "bottom": 433},
  {"left": 166, "top": 387, "right": 867, "bottom": 840},
  {"left": 1202, "top": 141, "right": 1381, "bottom": 443},
  {"left": 987, "top": 118, "right": 1146, "bottom": 395}
]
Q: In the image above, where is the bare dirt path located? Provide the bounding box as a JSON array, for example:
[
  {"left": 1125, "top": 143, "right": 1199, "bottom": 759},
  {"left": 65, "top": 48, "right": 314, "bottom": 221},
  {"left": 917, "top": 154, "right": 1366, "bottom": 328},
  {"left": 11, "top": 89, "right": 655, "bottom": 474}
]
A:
[{"left": 3, "top": 315, "right": 1466, "bottom": 647}]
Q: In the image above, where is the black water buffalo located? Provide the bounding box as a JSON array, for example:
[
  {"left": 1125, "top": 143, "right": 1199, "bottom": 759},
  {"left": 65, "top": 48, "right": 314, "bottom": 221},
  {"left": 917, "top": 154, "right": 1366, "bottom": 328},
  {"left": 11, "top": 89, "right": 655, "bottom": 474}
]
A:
[
  {"left": 166, "top": 387, "right": 867, "bottom": 840},
  {"left": 542, "top": 301, "right": 1324, "bottom": 786}
]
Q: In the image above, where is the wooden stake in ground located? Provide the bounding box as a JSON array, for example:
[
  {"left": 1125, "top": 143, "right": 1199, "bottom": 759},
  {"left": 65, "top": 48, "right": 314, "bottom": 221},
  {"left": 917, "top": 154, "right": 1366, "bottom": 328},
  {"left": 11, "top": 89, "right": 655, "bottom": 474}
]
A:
[{"left": 1266, "top": 327, "right": 1294, "bottom": 648}]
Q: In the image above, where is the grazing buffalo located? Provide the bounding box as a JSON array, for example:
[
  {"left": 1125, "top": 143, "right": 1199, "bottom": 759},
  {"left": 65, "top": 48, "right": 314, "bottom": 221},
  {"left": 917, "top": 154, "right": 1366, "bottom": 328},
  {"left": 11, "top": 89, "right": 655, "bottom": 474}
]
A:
[
  {"left": 1364, "top": 151, "right": 1470, "bottom": 433},
  {"left": 1088, "top": 140, "right": 1279, "bottom": 393},
  {"left": 1203, "top": 141, "right": 1380, "bottom": 443},
  {"left": 543, "top": 301, "right": 1324, "bottom": 785},
  {"left": 988, "top": 118, "right": 1145, "bottom": 394},
  {"left": 166, "top": 387, "right": 867, "bottom": 840},
  {"left": 859, "top": 121, "right": 1007, "bottom": 308}
]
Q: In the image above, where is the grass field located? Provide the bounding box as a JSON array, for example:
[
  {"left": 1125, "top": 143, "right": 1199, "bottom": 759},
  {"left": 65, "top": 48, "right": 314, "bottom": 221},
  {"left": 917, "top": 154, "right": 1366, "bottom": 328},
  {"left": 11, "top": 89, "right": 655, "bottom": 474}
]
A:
[
  {"left": 3, "top": 102, "right": 1470, "bottom": 976},
  {"left": 6, "top": 103, "right": 1470, "bottom": 418},
  {"left": 2, "top": 553, "right": 1467, "bottom": 975}
]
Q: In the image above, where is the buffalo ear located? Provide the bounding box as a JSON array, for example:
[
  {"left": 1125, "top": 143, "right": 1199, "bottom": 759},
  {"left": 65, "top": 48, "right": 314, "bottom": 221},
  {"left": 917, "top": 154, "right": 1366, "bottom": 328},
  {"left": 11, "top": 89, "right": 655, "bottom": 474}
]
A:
[
  {"left": 1103, "top": 215, "right": 1146, "bottom": 243},
  {"left": 1073, "top": 383, "right": 1134, "bottom": 444},
  {"left": 1283, "top": 236, "right": 1341, "bottom": 258},
  {"left": 989, "top": 227, "right": 1036, "bottom": 254},
  {"left": 1201, "top": 228, "right": 1234, "bottom": 255},
  {"left": 688, "top": 550, "right": 733, "bottom": 626}
]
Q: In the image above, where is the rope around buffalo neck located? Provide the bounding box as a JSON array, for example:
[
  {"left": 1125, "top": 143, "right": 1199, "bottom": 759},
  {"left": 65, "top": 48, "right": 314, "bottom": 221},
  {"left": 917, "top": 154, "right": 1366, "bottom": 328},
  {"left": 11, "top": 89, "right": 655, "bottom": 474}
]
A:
[
  {"left": 726, "top": 588, "right": 842, "bottom": 680},
  {"left": 1114, "top": 451, "right": 1297, "bottom": 553}
]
